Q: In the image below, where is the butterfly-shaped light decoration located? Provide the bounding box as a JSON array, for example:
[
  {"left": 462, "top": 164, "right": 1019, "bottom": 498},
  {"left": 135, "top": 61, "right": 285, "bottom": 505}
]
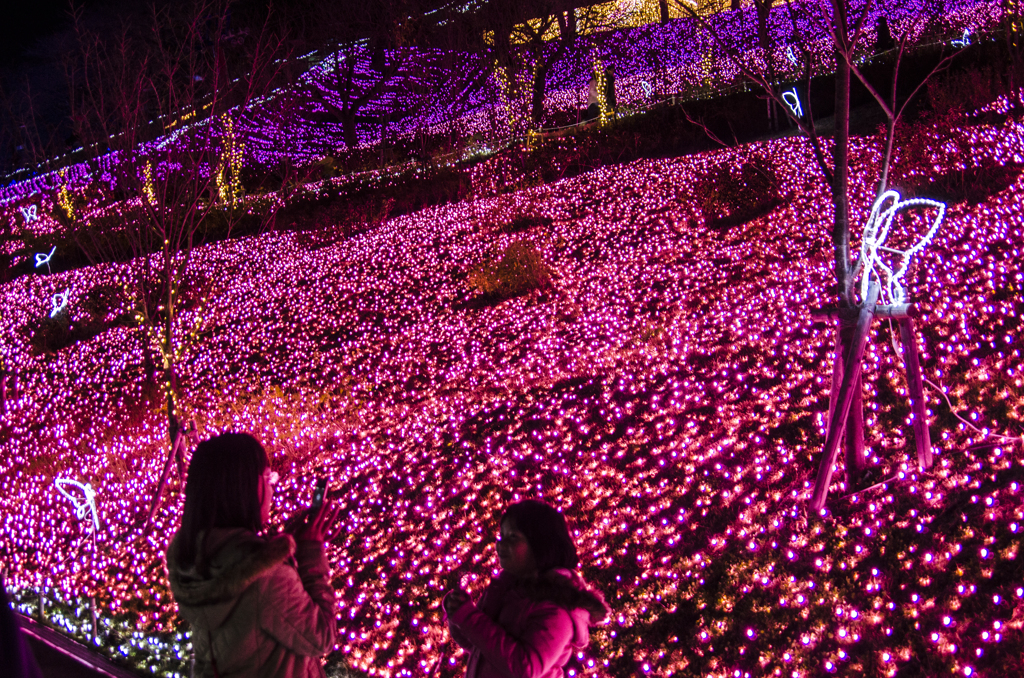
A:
[
  {"left": 786, "top": 45, "right": 799, "bottom": 67},
  {"left": 782, "top": 88, "right": 803, "bottom": 118},
  {"left": 855, "top": 190, "right": 946, "bottom": 306},
  {"left": 50, "top": 288, "right": 71, "bottom": 318},
  {"left": 21, "top": 204, "right": 38, "bottom": 223},
  {"left": 641, "top": 80, "right": 653, "bottom": 98},
  {"left": 35, "top": 246, "right": 56, "bottom": 272},
  {"left": 55, "top": 478, "right": 100, "bottom": 533},
  {"left": 952, "top": 29, "right": 971, "bottom": 48}
]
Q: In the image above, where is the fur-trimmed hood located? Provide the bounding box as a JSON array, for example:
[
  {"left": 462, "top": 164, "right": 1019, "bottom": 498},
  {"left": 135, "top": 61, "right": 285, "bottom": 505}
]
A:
[
  {"left": 448, "top": 568, "right": 612, "bottom": 676},
  {"left": 513, "top": 568, "right": 611, "bottom": 626},
  {"left": 167, "top": 528, "right": 295, "bottom": 630}
]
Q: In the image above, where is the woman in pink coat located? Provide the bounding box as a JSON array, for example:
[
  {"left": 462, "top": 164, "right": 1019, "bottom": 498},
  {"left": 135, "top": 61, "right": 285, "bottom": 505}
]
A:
[{"left": 444, "top": 500, "right": 609, "bottom": 678}]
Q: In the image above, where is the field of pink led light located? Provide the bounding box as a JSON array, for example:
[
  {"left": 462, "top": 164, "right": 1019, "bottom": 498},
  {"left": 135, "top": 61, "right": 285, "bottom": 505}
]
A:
[{"left": 2, "top": 113, "right": 1024, "bottom": 678}]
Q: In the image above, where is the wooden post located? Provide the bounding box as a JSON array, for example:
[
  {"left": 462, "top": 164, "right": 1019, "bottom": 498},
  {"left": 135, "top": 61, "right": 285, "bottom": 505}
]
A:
[
  {"left": 174, "top": 420, "right": 195, "bottom": 483},
  {"left": 811, "top": 282, "right": 879, "bottom": 512},
  {"left": 825, "top": 323, "right": 845, "bottom": 445},
  {"left": 830, "top": 317, "right": 866, "bottom": 490},
  {"left": 898, "top": 317, "right": 933, "bottom": 470},
  {"left": 142, "top": 423, "right": 192, "bottom": 532},
  {"left": 845, "top": 372, "right": 865, "bottom": 489}
]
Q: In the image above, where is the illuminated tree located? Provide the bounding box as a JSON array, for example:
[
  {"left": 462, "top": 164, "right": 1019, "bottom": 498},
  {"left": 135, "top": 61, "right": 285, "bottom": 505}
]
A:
[
  {"left": 478, "top": 0, "right": 624, "bottom": 127},
  {"left": 46, "top": 0, "right": 290, "bottom": 521},
  {"left": 754, "top": 0, "right": 782, "bottom": 129},
  {"left": 680, "top": 0, "right": 957, "bottom": 298},
  {"left": 273, "top": 0, "right": 427, "bottom": 150},
  {"left": 674, "top": 0, "right": 958, "bottom": 504},
  {"left": 1001, "top": 0, "right": 1024, "bottom": 110},
  {"left": 215, "top": 114, "right": 246, "bottom": 210},
  {"left": 297, "top": 47, "right": 416, "bottom": 149}
]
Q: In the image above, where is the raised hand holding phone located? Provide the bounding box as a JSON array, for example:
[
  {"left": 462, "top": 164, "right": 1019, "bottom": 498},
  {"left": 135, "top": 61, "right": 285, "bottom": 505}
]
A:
[
  {"left": 311, "top": 477, "right": 328, "bottom": 509},
  {"left": 443, "top": 589, "right": 470, "bottom": 616},
  {"left": 290, "top": 477, "right": 339, "bottom": 542}
]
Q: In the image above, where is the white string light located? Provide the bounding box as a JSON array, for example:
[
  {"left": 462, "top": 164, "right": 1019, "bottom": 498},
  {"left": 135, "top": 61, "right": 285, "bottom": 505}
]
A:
[
  {"left": 782, "top": 88, "right": 803, "bottom": 118},
  {"left": 54, "top": 478, "right": 100, "bottom": 533},
  {"left": 50, "top": 288, "right": 70, "bottom": 318},
  {"left": 952, "top": 29, "right": 971, "bottom": 47},
  {"left": 35, "top": 246, "right": 56, "bottom": 272},
  {"left": 855, "top": 190, "right": 946, "bottom": 305}
]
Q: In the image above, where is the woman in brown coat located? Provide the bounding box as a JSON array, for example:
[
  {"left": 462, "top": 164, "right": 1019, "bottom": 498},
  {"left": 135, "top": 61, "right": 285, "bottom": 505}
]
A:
[{"left": 167, "top": 433, "right": 339, "bottom": 677}]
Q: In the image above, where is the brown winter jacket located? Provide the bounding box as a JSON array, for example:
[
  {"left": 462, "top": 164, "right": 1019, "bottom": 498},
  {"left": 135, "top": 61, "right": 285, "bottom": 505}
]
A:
[{"left": 167, "top": 528, "right": 336, "bottom": 678}]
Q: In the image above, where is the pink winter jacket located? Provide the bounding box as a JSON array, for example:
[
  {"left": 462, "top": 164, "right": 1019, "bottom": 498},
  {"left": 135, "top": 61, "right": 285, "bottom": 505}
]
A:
[
  {"left": 447, "top": 569, "right": 610, "bottom": 678},
  {"left": 167, "top": 528, "right": 336, "bottom": 678}
]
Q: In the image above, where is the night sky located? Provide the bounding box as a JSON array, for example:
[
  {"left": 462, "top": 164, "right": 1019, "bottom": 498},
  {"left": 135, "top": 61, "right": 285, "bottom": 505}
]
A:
[{"left": 1, "top": 1, "right": 88, "bottom": 64}]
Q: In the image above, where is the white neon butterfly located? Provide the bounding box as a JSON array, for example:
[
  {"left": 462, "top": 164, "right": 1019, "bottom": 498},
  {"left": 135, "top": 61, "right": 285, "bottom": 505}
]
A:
[
  {"left": 786, "top": 46, "right": 799, "bottom": 67},
  {"left": 855, "top": 190, "right": 946, "bottom": 305},
  {"left": 952, "top": 29, "right": 971, "bottom": 48},
  {"left": 782, "top": 88, "right": 803, "bottom": 118},
  {"left": 55, "top": 478, "right": 100, "bottom": 532},
  {"left": 21, "top": 204, "right": 38, "bottom": 223},
  {"left": 641, "top": 80, "right": 653, "bottom": 98},
  {"left": 35, "top": 246, "right": 56, "bottom": 271},
  {"left": 50, "top": 288, "right": 71, "bottom": 318}
]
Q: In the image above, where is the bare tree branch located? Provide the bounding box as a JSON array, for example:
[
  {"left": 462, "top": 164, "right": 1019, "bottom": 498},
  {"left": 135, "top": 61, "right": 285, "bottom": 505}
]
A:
[{"left": 849, "top": 61, "right": 895, "bottom": 120}]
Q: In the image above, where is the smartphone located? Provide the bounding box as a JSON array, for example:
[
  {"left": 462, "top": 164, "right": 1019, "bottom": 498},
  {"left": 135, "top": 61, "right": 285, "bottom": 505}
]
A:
[{"left": 311, "top": 477, "right": 328, "bottom": 510}]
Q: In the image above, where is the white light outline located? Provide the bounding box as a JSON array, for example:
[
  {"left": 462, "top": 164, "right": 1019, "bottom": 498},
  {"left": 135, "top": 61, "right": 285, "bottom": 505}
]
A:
[
  {"left": 786, "top": 46, "right": 799, "bottom": 67},
  {"left": 641, "top": 80, "right": 653, "bottom": 98},
  {"left": 35, "top": 246, "right": 56, "bottom": 272},
  {"left": 21, "top": 204, "right": 38, "bottom": 222},
  {"left": 50, "top": 288, "right": 70, "bottom": 318},
  {"left": 952, "top": 29, "right": 971, "bottom": 48},
  {"left": 55, "top": 478, "right": 100, "bottom": 533},
  {"left": 782, "top": 88, "right": 803, "bottom": 118},
  {"left": 855, "top": 190, "right": 946, "bottom": 305}
]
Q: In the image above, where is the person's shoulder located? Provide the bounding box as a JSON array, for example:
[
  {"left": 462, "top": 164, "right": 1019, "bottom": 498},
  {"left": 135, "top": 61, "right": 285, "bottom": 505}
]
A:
[
  {"left": 230, "top": 533, "right": 303, "bottom": 596},
  {"left": 482, "top": 570, "right": 518, "bottom": 596},
  {"left": 166, "top": 530, "right": 186, "bottom": 570},
  {"left": 208, "top": 530, "right": 291, "bottom": 567},
  {"left": 521, "top": 597, "right": 572, "bottom": 623},
  {"left": 533, "top": 569, "right": 611, "bottom": 623},
  {"left": 247, "top": 532, "right": 296, "bottom": 566},
  {"left": 210, "top": 532, "right": 295, "bottom": 584},
  {"left": 170, "top": 533, "right": 296, "bottom": 607}
]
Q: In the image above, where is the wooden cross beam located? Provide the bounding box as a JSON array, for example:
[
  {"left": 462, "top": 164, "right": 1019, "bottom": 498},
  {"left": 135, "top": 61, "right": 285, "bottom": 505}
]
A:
[
  {"left": 809, "top": 281, "right": 933, "bottom": 512},
  {"left": 810, "top": 282, "right": 879, "bottom": 512}
]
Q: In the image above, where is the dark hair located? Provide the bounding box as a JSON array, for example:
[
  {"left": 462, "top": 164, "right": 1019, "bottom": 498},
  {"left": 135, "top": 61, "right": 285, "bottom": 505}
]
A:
[
  {"left": 177, "top": 432, "right": 269, "bottom": 567},
  {"left": 500, "top": 500, "right": 579, "bottom": 572}
]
